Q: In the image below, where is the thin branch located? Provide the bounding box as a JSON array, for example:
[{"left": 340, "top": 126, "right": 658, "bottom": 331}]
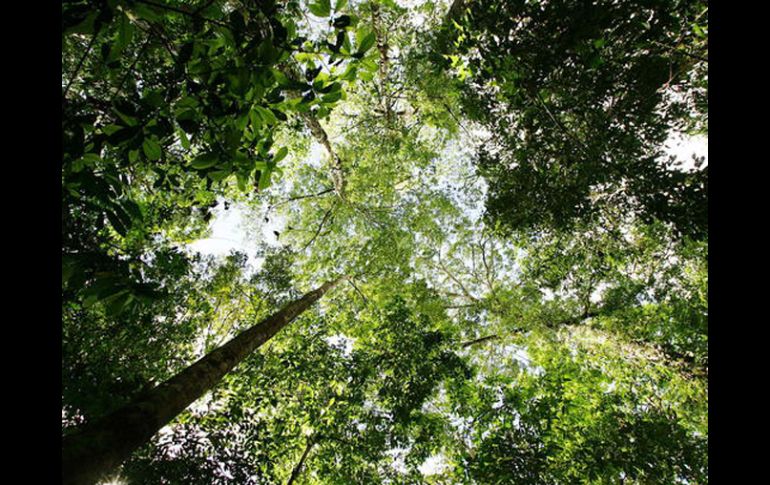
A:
[
  {"left": 302, "top": 203, "right": 336, "bottom": 251},
  {"left": 436, "top": 252, "right": 479, "bottom": 303},
  {"left": 286, "top": 437, "right": 316, "bottom": 485},
  {"left": 444, "top": 303, "right": 476, "bottom": 309},
  {"left": 63, "top": 33, "right": 99, "bottom": 99},
  {"left": 348, "top": 279, "right": 369, "bottom": 305},
  {"left": 112, "top": 37, "right": 152, "bottom": 103},
  {"left": 269, "top": 187, "right": 334, "bottom": 211},
  {"left": 370, "top": 2, "right": 392, "bottom": 122},
  {"left": 461, "top": 334, "right": 499, "bottom": 348},
  {"left": 650, "top": 39, "right": 708, "bottom": 63},
  {"left": 281, "top": 62, "right": 348, "bottom": 198},
  {"left": 135, "top": 0, "right": 230, "bottom": 29}
]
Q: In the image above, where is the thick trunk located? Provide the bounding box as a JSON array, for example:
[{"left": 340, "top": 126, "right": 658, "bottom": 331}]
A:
[{"left": 62, "top": 277, "right": 346, "bottom": 485}]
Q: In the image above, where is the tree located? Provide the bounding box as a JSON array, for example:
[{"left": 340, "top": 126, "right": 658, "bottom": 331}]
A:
[
  {"left": 420, "top": 0, "right": 708, "bottom": 239},
  {"left": 62, "top": 1, "right": 707, "bottom": 483},
  {"left": 62, "top": 277, "right": 345, "bottom": 485}
]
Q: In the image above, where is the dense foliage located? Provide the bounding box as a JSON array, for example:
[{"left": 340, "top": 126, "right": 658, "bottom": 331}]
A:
[{"left": 62, "top": 0, "right": 708, "bottom": 483}]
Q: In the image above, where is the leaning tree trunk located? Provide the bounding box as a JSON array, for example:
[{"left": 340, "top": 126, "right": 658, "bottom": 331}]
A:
[{"left": 62, "top": 277, "right": 347, "bottom": 485}]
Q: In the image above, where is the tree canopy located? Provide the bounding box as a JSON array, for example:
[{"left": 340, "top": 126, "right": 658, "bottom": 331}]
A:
[{"left": 62, "top": 0, "right": 708, "bottom": 483}]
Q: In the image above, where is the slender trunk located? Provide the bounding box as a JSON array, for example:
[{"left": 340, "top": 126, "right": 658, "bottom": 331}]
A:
[
  {"left": 298, "top": 111, "right": 347, "bottom": 198},
  {"left": 370, "top": 2, "right": 391, "bottom": 122},
  {"left": 281, "top": 64, "right": 347, "bottom": 198},
  {"left": 62, "top": 277, "right": 346, "bottom": 485},
  {"left": 285, "top": 436, "right": 316, "bottom": 485}
]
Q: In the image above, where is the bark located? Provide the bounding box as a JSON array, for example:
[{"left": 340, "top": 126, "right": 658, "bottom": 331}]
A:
[
  {"left": 281, "top": 64, "right": 347, "bottom": 198},
  {"left": 444, "top": 0, "right": 468, "bottom": 28},
  {"left": 370, "top": 2, "right": 392, "bottom": 121},
  {"left": 461, "top": 334, "right": 499, "bottom": 348},
  {"left": 62, "top": 277, "right": 347, "bottom": 485},
  {"left": 285, "top": 437, "right": 316, "bottom": 485},
  {"left": 299, "top": 111, "right": 347, "bottom": 198}
]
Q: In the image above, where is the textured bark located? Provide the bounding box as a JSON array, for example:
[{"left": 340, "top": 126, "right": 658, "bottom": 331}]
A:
[
  {"left": 62, "top": 277, "right": 346, "bottom": 485},
  {"left": 370, "top": 2, "right": 392, "bottom": 121},
  {"left": 299, "top": 111, "right": 347, "bottom": 198},
  {"left": 281, "top": 64, "right": 347, "bottom": 198}
]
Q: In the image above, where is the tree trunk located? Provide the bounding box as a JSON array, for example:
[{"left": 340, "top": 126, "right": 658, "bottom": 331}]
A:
[
  {"left": 285, "top": 436, "right": 316, "bottom": 485},
  {"left": 62, "top": 277, "right": 346, "bottom": 485},
  {"left": 370, "top": 2, "right": 392, "bottom": 122},
  {"left": 280, "top": 64, "right": 347, "bottom": 198}
]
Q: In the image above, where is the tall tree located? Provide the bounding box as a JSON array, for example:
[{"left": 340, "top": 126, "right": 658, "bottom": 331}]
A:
[
  {"left": 62, "top": 0, "right": 707, "bottom": 482},
  {"left": 62, "top": 276, "right": 345, "bottom": 485}
]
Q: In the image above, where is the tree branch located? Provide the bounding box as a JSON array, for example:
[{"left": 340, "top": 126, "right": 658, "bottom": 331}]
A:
[
  {"left": 286, "top": 437, "right": 316, "bottom": 485},
  {"left": 461, "top": 334, "right": 499, "bottom": 348},
  {"left": 302, "top": 203, "right": 336, "bottom": 251}
]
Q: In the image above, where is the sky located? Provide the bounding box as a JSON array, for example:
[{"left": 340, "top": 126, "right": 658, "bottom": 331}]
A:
[
  {"left": 186, "top": 133, "right": 708, "bottom": 263},
  {"left": 177, "top": 132, "right": 707, "bottom": 480}
]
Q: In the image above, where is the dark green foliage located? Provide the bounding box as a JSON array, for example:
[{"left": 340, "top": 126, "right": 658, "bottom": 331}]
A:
[
  {"left": 62, "top": 1, "right": 707, "bottom": 482},
  {"left": 437, "top": 0, "right": 708, "bottom": 239}
]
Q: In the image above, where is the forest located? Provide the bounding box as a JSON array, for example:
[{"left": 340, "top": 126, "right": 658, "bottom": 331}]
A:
[{"left": 61, "top": 0, "right": 708, "bottom": 483}]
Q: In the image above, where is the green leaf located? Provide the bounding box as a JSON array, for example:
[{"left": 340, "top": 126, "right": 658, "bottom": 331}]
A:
[
  {"left": 128, "top": 149, "right": 139, "bottom": 163},
  {"left": 177, "top": 128, "right": 191, "bottom": 150},
  {"left": 105, "top": 210, "right": 128, "bottom": 236},
  {"left": 102, "top": 124, "right": 123, "bottom": 136},
  {"left": 341, "top": 64, "right": 357, "bottom": 81},
  {"left": 249, "top": 109, "right": 263, "bottom": 132},
  {"left": 692, "top": 23, "right": 706, "bottom": 38},
  {"left": 129, "top": 3, "right": 162, "bottom": 22},
  {"left": 308, "top": 0, "right": 331, "bottom": 17},
  {"left": 254, "top": 105, "right": 278, "bottom": 125},
  {"left": 108, "top": 13, "right": 135, "bottom": 61},
  {"left": 103, "top": 290, "right": 133, "bottom": 316},
  {"left": 274, "top": 147, "right": 289, "bottom": 163},
  {"left": 359, "top": 70, "right": 374, "bottom": 82},
  {"left": 236, "top": 173, "right": 248, "bottom": 191},
  {"left": 191, "top": 152, "right": 219, "bottom": 169},
  {"left": 142, "top": 138, "right": 162, "bottom": 161},
  {"left": 335, "top": 0, "right": 349, "bottom": 11},
  {"left": 321, "top": 91, "right": 343, "bottom": 104},
  {"left": 356, "top": 29, "right": 376, "bottom": 55},
  {"left": 258, "top": 168, "right": 273, "bottom": 190},
  {"left": 341, "top": 31, "right": 353, "bottom": 55},
  {"left": 113, "top": 107, "right": 138, "bottom": 127},
  {"left": 208, "top": 170, "right": 230, "bottom": 182}
]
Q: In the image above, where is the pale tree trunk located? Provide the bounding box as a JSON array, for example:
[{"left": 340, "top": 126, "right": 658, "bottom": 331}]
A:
[
  {"left": 370, "top": 2, "right": 392, "bottom": 122},
  {"left": 62, "top": 277, "right": 347, "bottom": 485},
  {"left": 281, "top": 64, "right": 347, "bottom": 199}
]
